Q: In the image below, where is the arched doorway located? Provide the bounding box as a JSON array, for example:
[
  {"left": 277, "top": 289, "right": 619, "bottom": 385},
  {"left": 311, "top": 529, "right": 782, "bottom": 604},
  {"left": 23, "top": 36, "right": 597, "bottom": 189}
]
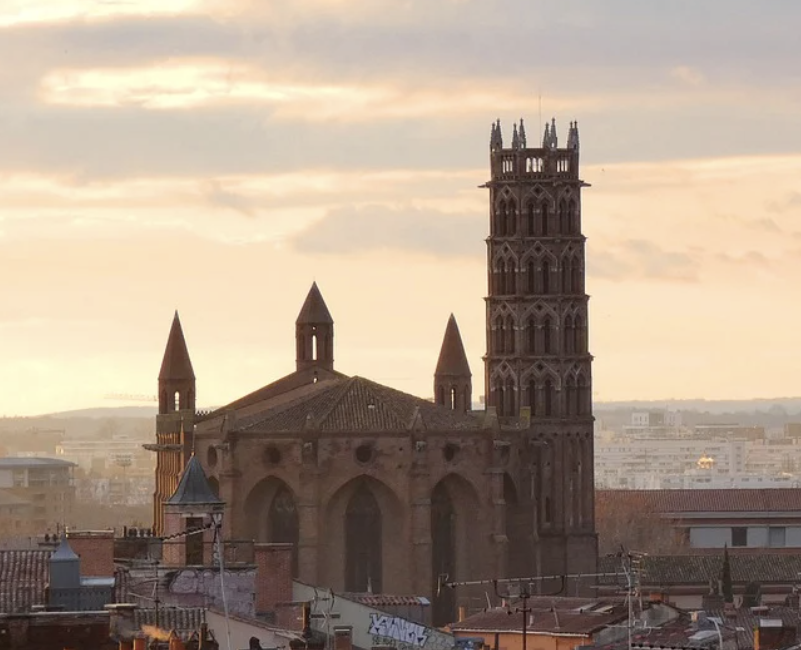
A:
[
  {"left": 431, "top": 482, "right": 456, "bottom": 626},
  {"left": 345, "top": 484, "right": 382, "bottom": 593}
]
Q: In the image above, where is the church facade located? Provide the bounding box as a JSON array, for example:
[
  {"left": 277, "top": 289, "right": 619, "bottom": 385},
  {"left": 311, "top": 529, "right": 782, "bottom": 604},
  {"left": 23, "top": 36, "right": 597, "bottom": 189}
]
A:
[{"left": 149, "top": 118, "right": 597, "bottom": 625}]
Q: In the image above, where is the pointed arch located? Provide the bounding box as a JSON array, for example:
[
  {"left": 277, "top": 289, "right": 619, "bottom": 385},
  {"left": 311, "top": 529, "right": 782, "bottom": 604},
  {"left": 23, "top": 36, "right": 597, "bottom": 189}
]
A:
[
  {"left": 505, "top": 376, "right": 516, "bottom": 417},
  {"left": 244, "top": 477, "right": 300, "bottom": 577},
  {"left": 526, "top": 259, "right": 535, "bottom": 293},
  {"left": 494, "top": 315, "right": 505, "bottom": 354},
  {"left": 506, "top": 259, "right": 517, "bottom": 295},
  {"left": 526, "top": 201, "right": 535, "bottom": 236},
  {"left": 574, "top": 314, "right": 585, "bottom": 353},
  {"left": 569, "top": 198, "right": 578, "bottom": 234},
  {"left": 496, "top": 199, "right": 507, "bottom": 236},
  {"left": 562, "top": 257, "right": 572, "bottom": 294},
  {"left": 506, "top": 198, "right": 517, "bottom": 235},
  {"left": 543, "top": 378, "right": 555, "bottom": 416},
  {"left": 572, "top": 254, "right": 582, "bottom": 294},
  {"left": 542, "top": 315, "right": 553, "bottom": 354},
  {"left": 563, "top": 314, "right": 574, "bottom": 354},
  {"left": 495, "top": 380, "right": 505, "bottom": 416},
  {"left": 565, "top": 375, "right": 577, "bottom": 416},
  {"left": 345, "top": 483, "right": 382, "bottom": 592},
  {"left": 541, "top": 259, "right": 551, "bottom": 294},
  {"left": 540, "top": 200, "right": 549, "bottom": 236},
  {"left": 504, "top": 473, "right": 529, "bottom": 576},
  {"left": 495, "top": 259, "right": 506, "bottom": 294},
  {"left": 526, "top": 316, "right": 536, "bottom": 354},
  {"left": 505, "top": 314, "right": 515, "bottom": 353},
  {"left": 527, "top": 377, "right": 536, "bottom": 415},
  {"left": 558, "top": 198, "right": 568, "bottom": 234},
  {"left": 577, "top": 373, "right": 590, "bottom": 416}
]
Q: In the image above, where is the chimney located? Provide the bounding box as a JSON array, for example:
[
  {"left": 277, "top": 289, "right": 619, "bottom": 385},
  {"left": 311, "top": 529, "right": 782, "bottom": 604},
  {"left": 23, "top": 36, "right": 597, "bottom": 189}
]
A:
[
  {"left": 334, "top": 626, "right": 353, "bottom": 650},
  {"left": 67, "top": 530, "right": 115, "bottom": 577},
  {"left": 254, "top": 543, "right": 295, "bottom": 628}
]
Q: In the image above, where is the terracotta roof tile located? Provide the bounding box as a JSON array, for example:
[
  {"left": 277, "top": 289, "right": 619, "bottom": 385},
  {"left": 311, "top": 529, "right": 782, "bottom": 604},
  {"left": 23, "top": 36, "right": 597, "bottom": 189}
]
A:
[
  {"left": 598, "top": 553, "right": 801, "bottom": 586},
  {"left": 595, "top": 489, "right": 801, "bottom": 514},
  {"left": 238, "top": 376, "right": 483, "bottom": 433},
  {"left": 134, "top": 607, "right": 206, "bottom": 638},
  {"left": 342, "top": 593, "right": 430, "bottom": 607},
  {"left": 0, "top": 549, "right": 49, "bottom": 613}
]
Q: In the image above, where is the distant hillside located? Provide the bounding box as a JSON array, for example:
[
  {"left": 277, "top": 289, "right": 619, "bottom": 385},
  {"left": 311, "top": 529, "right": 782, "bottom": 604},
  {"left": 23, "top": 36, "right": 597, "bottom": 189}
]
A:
[
  {"left": 43, "top": 406, "right": 158, "bottom": 419},
  {"left": 595, "top": 397, "right": 801, "bottom": 415}
]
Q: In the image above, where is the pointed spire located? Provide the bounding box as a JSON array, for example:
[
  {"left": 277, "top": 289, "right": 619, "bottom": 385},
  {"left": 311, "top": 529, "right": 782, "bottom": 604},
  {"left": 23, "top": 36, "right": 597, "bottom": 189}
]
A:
[
  {"left": 519, "top": 118, "right": 527, "bottom": 147},
  {"left": 511, "top": 123, "right": 520, "bottom": 149},
  {"left": 542, "top": 121, "right": 550, "bottom": 147},
  {"left": 51, "top": 534, "right": 79, "bottom": 562},
  {"left": 567, "top": 120, "right": 580, "bottom": 151},
  {"left": 167, "top": 454, "right": 223, "bottom": 505},
  {"left": 159, "top": 311, "right": 195, "bottom": 381},
  {"left": 435, "top": 314, "right": 472, "bottom": 378},
  {"left": 296, "top": 282, "right": 333, "bottom": 325},
  {"left": 495, "top": 119, "right": 503, "bottom": 149}
]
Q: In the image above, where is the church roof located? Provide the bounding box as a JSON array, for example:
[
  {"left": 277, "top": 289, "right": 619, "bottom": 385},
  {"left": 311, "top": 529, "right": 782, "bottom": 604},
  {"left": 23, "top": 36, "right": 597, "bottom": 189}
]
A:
[
  {"left": 159, "top": 311, "right": 195, "bottom": 381},
  {"left": 237, "top": 375, "right": 482, "bottom": 433},
  {"left": 296, "top": 282, "right": 333, "bottom": 325},
  {"left": 434, "top": 314, "right": 471, "bottom": 378},
  {"left": 166, "top": 454, "right": 223, "bottom": 506}
]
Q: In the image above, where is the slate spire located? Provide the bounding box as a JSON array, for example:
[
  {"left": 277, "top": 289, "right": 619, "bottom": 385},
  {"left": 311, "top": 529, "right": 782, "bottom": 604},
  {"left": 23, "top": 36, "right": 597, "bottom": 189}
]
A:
[{"left": 167, "top": 454, "right": 223, "bottom": 506}]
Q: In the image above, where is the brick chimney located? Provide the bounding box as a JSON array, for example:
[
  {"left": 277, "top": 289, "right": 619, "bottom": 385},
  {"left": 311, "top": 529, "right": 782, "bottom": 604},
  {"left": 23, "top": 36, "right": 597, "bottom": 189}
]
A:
[
  {"left": 67, "top": 530, "right": 115, "bottom": 577},
  {"left": 254, "top": 543, "right": 296, "bottom": 629}
]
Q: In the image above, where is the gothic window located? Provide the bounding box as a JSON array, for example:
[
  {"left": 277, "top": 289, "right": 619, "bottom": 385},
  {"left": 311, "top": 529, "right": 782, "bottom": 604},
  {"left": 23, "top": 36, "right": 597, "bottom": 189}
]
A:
[
  {"left": 174, "top": 391, "right": 181, "bottom": 411},
  {"left": 431, "top": 483, "right": 456, "bottom": 626},
  {"left": 450, "top": 387, "right": 457, "bottom": 410},
  {"left": 569, "top": 199, "right": 578, "bottom": 234},
  {"left": 506, "top": 260, "right": 516, "bottom": 295},
  {"left": 437, "top": 386, "right": 445, "bottom": 406},
  {"left": 527, "top": 317, "right": 536, "bottom": 353},
  {"left": 565, "top": 376, "right": 576, "bottom": 415},
  {"left": 574, "top": 315, "right": 584, "bottom": 353},
  {"left": 497, "top": 200, "right": 507, "bottom": 236},
  {"left": 526, "top": 202, "right": 535, "bottom": 236},
  {"left": 559, "top": 199, "right": 568, "bottom": 234},
  {"left": 345, "top": 485, "right": 382, "bottom": 593},
  {"left": 572, "top": 257, "right": 581, "bottom": 293},
  {"left": 563, "top": 315, "right": 574, "bottom": 354},
  {"left": 543, "top": 378, "right": 554, "bottom": 416},
  {"left": 562, "top": 257, "right": 572, "bottom": 294},
  {"left": 540, "top": 201, "right": 549, "bottom": 236},
  {"left": 312, "top": 332, "right": 318, "bottom": 361},
  {"left": 544, "top": 496, "right": 552, "bottom": 524},
  {"left": 543, "top": 316, "right": 553, "bottom": 354},
  {"left": 507, "top": 200, "right": 517, "bottom": 235},
  {"left": 542, "top": 260, "right": 551, "bottom": 294},
  {"left": 505, "top": 377, "right": 516, "bottom": 417},
  {"left": 577, "top": 375, "right": 589, "bottom": 415},
  {"left": 527, "top": 379, "right": 536, "bottom": 415},
  {"left": 527, "top": 260, "right": 535, "bottom": 293},
  {"left": 505, "top": 315, "right": 515, "bottom": 353},
  {"left": 496, "top": 382, "right": 506, "bottom": 416},
  {"left": 495, "top": 260, "right": 506, "bottom": 294},
  {"left": 268, "top": 485, "right": 299, "bottom": 576},
  {"left": 494, "top": 316, "right": 505, "bottom": 353}
]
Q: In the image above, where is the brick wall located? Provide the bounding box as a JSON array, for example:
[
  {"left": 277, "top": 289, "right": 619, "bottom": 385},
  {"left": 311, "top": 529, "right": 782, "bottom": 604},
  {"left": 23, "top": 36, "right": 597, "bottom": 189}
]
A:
[
  {"left": 254, "top": 543, "right": 296, "bottom": 629},
  {"left": 67, "top": 530, "right": 115, "bottom": 578}
]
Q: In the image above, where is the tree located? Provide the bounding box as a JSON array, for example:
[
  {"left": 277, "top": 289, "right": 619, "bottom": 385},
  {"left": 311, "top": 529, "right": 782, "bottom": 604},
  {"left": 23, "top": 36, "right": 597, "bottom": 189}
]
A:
[
  {"left": 742, "top": 581, "right": 762, "bottom": 608},
  {"left": 721, "top": 545, "right": 733, "bottom": 604}
]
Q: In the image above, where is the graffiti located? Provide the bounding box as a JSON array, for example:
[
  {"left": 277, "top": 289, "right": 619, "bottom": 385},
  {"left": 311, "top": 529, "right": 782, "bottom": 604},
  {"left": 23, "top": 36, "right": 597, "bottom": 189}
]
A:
[{"left": 369, "top": 614, "right": 430, "bottom": 647}]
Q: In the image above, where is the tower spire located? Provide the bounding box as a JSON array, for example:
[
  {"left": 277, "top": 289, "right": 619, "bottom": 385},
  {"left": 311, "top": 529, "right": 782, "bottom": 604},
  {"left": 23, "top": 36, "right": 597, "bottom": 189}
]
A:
[
  {"left": 159, "top": 311, "right": 195, "bottom": 382},
  {"left": 434, "top": 314, "right": 472, "bottom": 412},
  {"left": 296, "top": 282, "right": 335, "bottom": 372}
]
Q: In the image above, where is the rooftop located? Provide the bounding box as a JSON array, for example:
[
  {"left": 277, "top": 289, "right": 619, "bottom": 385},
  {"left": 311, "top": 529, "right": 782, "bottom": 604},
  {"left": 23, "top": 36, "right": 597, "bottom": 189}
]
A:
[
  {"left": 595, "top": 489, "right": 801, "bottom": 514},
  {"left": 0, "top": 457, "right": 76, "bottom": 469},
  {"left": 0, "top": 549, "right": 49, "bottom": 613}
]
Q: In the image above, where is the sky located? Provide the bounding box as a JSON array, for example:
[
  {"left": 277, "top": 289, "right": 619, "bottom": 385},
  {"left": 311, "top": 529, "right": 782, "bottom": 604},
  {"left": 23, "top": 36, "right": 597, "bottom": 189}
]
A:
[{"left": 1, "top": 0, "right": 801, "bottom": 416}]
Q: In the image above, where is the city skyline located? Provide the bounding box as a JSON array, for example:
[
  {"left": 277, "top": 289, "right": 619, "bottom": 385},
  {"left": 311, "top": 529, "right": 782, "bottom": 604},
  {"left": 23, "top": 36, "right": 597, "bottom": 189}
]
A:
[{"left": 2, "top": 1, "right": 801, "bottom": 416}]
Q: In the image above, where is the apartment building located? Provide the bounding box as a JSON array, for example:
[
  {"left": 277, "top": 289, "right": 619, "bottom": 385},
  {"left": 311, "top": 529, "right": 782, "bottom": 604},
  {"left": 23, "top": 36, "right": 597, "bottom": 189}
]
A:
[{"left": 0, "top": 458, "right": 75, "bottom": 532}]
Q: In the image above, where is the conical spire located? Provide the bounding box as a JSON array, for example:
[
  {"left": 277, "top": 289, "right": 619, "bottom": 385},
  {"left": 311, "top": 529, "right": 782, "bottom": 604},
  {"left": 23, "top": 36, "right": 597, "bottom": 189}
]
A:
[
  {"left": 511, "top": 123, "right": 520, "bottom": 149},
  {"left": 519, "top": 118, "right": 527, "bottom": 147},
  {"left": 158, "top": 311, "right": 195, "bottom": 381},
  {"left": 51, "top": 534, "right": 79, "bottom": 562},
  {"left": 167, "top": 454, "right": 223, "bottom": 506},
  {"left": 296, "top": 282, "right": 333, "bottom": 325},
  {"left": 435, "top": 314, "right": 472, "bottom": 378}
]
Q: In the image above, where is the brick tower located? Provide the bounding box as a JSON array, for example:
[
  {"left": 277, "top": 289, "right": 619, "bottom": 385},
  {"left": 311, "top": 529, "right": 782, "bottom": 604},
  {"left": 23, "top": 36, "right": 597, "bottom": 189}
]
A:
[
  {"left": 148, "top": 311, "right": 196, "bottom": 535},
  {"left": 483, "top": 118, "right": 596, "bottom": 579}
]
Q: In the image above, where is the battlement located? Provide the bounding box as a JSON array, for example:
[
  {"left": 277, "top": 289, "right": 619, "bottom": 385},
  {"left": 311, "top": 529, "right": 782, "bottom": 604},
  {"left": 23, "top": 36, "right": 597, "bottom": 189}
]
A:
[{"left": 488, "top": 117, "right": 580, "bottom": 182}]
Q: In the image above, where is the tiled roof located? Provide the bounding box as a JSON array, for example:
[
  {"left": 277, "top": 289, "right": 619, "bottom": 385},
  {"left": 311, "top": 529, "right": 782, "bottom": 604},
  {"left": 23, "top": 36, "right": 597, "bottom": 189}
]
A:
[
  {"left": 238, "top": 376, "right": 483, "bottom": 433},
  {"left": 452, "top": 601, "right": 628, "bottom": 636},
  {"left": 134, "top": 607, "right": 206, "bottom": 638},
  {"left": 0, "top": 550, "right": 49, "bottom": 613},
  {"left": 595, "top": 489, "right": 801, "bottom": 514},
  {"left": 341, "top": 593, "right": 431, "bottom": 607},
  {"left": 598, "top": 553, "right": 801, "bottom": 586}
]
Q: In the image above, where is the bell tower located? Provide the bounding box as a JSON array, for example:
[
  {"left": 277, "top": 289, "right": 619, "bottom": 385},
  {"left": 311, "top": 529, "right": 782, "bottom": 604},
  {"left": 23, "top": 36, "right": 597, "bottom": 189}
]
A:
[
  {"left": 296, "top": 282, "right": 334, "bottom": 372},
  {"left": 483, "top": 117, "right": 596, "bottom": 579},
  {"left": 434, "top": 314, "right": 472, "bottom": 412}
]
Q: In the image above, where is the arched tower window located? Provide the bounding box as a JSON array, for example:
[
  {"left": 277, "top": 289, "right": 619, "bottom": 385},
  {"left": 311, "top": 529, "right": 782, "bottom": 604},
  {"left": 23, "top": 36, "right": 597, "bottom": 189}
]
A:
[
  {"left": 495, "top": 260, "right": 506, "bottom": 294},
  {"left": 494, "top": 316, "right": 505, "bottom": 354},
  {"left": 505, "top": 315, "right": 515, "bottom": 353},
  {"left": 559, "top": 199, "right": 568, "bottom": 234},
  {"left": 311, "top": 331, "right": 318, "bottom": 361},
  {"left": 572, "top": 256, "right": 582, "bottom": 294},
  {"left": 543, "top": 316, "right": 553, "bottom": 354},
  {"left": 449, "top": 387, "right": 456, "bottom": 410},
  {"left": 506, "top": 260, "right": 516, "bottom": 295},
  {"left": 543, "top": 378, "right": 554, "bottom": 416},
  {"left": 563, "top": 315, "right": 574, "bottom": 354},
  {"left": 526, "top": 260, "right": 535, "bottom": 293},
  {"left": 431, "top": 483, "right": 456, "bottom": 626},
  {"left": 174, "top": 391, "right": 181, "bottom": 411},
  {"left": 526, "top": 202, "right": 535, "bottom": 236},
  {"left": 562, "top": 257, "right": 572, "bottom": 294},
  {"left": 527, "top": 317, "right": 536, "bottom": 353},
  {"left": 505, "top": 376, "right": 516, "bottom": 417},
  {"left": 577, "top": 375, "right": 590, "bottom": 415},
  {"left": 541, "top": 260, "right": 551, "bottom": 294},
  {"left": 540, "top": 201, "right": 549, "bottom": 236},
  {"left": 507, "top": 200, "right": 516, "bottom": 236},
  {"left": 497, "top": 200, "right": 507, "bottom": 236},
  {"left": 496, "top": 381, "right": 506, "bottom": 416},
  {"left": 574, "top": 315, "right": 584, "bottom": 353},
  {"left": 268, "top": 485, "right": 299, "bottom": 576},
  {"left": 345, "top": 485, "right": 382, "bottom": 593},
  {"left": 565, "top": 376, "right": 577, "bottom": 415},
  {"left": 527, "top": 379, "right": 536, "bottom": 415},
  {"left": 569, "top": 199, "right": 578, "bottom": 234}
]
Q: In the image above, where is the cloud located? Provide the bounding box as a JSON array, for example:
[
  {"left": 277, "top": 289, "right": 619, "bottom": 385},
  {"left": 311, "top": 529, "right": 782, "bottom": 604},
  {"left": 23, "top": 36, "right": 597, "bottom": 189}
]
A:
[
  {"left": 669, "top": 66, "right": 706, "bottom": 87},
  {"left": 200, "top": 178, "right": 257, "bottom": 217},
  {"left": 292, "top": 205, "right": 485, "bottom": 258},
  {"left": 589, "top": 239, "right": 700, "bottom": 283},
  {"left": 766, "top": 192, "right": 801, "bottom": 214}
]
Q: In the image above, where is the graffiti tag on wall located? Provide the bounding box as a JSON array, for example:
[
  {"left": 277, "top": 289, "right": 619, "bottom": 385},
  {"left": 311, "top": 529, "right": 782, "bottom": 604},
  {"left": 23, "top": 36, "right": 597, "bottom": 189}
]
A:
[{"left": 368, "top": 614, "right": 430, "bottom": 647}]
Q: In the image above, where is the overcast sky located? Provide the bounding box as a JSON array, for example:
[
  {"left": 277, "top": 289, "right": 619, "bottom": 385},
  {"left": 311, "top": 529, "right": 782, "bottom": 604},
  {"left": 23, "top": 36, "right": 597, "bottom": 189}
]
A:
[{"left": 1, "top": 0, "right": 800, "bottom": 416}]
